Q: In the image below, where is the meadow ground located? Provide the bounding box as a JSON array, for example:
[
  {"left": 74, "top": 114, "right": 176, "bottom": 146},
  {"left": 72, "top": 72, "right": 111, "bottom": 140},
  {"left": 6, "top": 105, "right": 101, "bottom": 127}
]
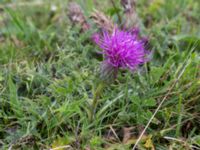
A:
[{"left": 0, "top": 0, "right": 200, "bottom": 149}]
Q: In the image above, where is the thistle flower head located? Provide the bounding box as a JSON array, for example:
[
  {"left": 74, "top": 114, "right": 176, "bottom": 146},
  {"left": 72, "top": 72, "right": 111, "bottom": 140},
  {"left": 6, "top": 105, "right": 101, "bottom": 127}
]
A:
[{"left": 93, "top": 28, "right": 149, "bottom": 78}]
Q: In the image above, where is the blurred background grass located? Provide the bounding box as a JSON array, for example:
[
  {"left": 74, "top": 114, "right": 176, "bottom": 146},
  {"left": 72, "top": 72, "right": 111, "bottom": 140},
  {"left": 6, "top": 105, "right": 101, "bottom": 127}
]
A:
[{"left": 0, "top": 0, "right": 200, "bottom": 149}]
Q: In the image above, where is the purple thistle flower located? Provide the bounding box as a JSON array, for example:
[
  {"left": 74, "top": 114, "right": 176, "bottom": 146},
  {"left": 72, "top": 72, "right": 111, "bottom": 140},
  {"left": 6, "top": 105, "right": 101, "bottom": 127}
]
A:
[{"left": 93, "top": 28, "right": 149, "bottom": 80}]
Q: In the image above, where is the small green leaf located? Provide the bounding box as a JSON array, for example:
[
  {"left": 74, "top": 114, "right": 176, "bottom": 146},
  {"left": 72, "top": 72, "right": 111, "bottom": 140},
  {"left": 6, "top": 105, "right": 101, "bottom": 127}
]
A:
[
  {"left": 150, "top": 67, "right": 165, "bottom": 84},
  {"left": 192, "top": 135, "right": 200, "bottom": 146},
  {"left": 8, "top": 75, "right": 23, "bottom": 117},
  {"left": 0, "top": 74, "right": 4, "bottom": 81},
  {"left": 143, "top": 98, "right": 157, "bottom": 107}
]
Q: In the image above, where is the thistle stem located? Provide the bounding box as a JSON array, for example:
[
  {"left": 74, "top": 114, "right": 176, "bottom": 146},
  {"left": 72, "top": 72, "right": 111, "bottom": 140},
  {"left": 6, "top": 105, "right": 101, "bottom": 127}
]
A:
[
  {"left": 89, "top": 82, "right": 104, "bottom": 122},
  {"left": 124, "top": 72, "right": 129, "bottom": 104}
]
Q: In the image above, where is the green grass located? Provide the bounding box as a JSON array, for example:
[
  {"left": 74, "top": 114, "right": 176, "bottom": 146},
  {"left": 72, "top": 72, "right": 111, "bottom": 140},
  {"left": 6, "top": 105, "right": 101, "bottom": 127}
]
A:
[{"left": 0, "top": 0, "right": 200, "bottom": 149}]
